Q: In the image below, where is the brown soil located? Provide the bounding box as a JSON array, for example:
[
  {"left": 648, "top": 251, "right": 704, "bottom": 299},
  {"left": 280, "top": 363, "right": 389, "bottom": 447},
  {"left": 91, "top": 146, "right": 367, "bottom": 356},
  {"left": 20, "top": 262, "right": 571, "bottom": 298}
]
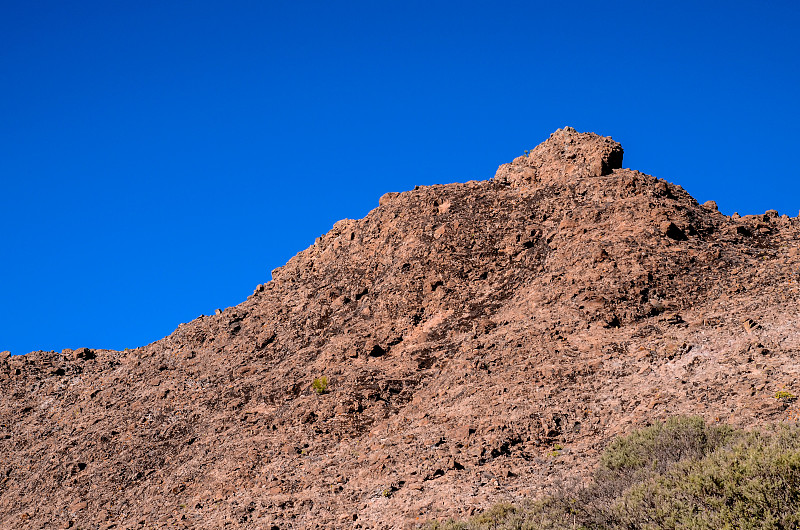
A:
[{"left": 2, "top": 127, "right": 799, "bottom": 529}]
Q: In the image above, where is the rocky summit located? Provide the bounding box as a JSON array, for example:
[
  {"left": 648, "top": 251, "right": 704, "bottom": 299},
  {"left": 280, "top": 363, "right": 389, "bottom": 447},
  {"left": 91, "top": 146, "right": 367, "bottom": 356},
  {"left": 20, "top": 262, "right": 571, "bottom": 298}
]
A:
[{"left": 2, "top": 128, "right": 799, "bottom": 529}]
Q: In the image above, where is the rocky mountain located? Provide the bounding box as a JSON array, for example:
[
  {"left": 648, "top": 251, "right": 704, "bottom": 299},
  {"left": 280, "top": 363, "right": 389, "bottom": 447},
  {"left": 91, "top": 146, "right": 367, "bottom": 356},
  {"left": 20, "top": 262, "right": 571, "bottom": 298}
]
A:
[{"left": 2, "top": 127, "right": 799, "bottom": 529}]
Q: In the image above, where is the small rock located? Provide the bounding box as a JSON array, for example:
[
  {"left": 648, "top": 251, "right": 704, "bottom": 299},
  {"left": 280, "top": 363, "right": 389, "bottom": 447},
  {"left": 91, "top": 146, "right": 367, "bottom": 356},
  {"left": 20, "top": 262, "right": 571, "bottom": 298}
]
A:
[
  {"left": 70, "top": 501, "right": 88, "bottom": 512},
  {"left": 475, "top": 318, "right": 495, "bottom": 335},
  {"left": 453, "top": 425, "right": 475, "bottom": 442},
  {"left": 742, "top": 318, "right": 761, "bottom": 334},
  {"left": 171, "top": 484, "right": 186, "bottom": 494},
  {"left": 379, "top": 192, "right": 399, "bottom": 206},
  {"left": 702, "top": 200, "right": 718, "bottom": 211},
  {"left": 73, "top": 347, "right": 96, "bottom": 361}
]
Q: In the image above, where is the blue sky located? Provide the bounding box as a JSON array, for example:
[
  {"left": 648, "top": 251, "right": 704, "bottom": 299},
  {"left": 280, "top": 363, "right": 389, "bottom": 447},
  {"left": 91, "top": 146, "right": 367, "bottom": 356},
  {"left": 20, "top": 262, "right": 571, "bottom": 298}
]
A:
[{"left": 2, "top": 1, "right": 798, "bottom": 355}]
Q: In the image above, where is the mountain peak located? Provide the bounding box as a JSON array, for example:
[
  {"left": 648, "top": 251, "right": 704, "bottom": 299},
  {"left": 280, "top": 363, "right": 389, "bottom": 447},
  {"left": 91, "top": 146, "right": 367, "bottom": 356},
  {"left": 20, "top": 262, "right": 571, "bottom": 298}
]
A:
[
  {"left": 3, "top": 130, "right": 799, "bottom": 528},
  {"left": 495, "top": 127, "right": 624, "bottom": 186}
]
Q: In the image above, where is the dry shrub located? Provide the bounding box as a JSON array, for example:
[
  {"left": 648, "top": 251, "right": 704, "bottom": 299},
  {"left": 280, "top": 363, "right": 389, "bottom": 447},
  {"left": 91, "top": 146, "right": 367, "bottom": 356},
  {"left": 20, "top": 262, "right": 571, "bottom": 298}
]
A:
[{"left": 424, "top": 417, "right": 800, "bottom": 529}]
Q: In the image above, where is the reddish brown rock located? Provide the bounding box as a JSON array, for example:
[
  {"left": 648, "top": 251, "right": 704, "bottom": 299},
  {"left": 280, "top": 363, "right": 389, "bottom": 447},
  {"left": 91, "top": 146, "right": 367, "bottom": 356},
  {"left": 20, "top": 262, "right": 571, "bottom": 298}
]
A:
[
  {"left": 494, "top": 126, "right": 624, "bottom": 186},
  {"left": 1, "top": 128, "right": 799, "bottom": 528}
]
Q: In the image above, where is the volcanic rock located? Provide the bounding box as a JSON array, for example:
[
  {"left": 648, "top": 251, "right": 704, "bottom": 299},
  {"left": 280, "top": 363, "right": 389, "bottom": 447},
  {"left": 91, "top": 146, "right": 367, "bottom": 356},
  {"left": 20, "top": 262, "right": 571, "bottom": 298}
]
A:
[
  {"left": 494, "top": 126, "right": 624, "bottom": 186},
  {"left": 1, "top": 128, "right": 799, "bottom": 529}
]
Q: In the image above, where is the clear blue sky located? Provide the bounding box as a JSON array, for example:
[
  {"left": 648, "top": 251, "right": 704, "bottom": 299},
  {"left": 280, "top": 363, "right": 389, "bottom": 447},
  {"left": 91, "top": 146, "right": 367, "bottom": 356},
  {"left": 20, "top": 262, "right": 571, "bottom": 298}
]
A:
[{"left": 2, "top": 1, "right": 798, "bottom": 355}]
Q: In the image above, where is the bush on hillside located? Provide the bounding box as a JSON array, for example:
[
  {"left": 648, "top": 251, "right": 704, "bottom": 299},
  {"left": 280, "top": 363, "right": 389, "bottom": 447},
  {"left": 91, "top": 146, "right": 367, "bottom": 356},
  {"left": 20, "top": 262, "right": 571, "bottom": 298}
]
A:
[{"left": 424, "top": 418, "right": 800, "bottom": 529}]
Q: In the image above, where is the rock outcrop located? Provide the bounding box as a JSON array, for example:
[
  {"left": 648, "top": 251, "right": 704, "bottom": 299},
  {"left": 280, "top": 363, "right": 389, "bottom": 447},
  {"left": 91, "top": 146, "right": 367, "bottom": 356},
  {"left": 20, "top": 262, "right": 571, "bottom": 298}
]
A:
[
  {"left": 1, "top": 128, "right": 799, "bottom": 529},
  {"left": 494, "top": 126, "right": 624, "bottom": 186}
]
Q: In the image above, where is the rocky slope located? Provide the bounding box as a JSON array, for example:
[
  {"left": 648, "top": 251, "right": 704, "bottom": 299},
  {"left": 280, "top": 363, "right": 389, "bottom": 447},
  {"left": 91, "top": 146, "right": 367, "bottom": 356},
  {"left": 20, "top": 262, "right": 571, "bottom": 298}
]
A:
[{"left": 2, "top": 127, "right": 799, "bottom": 529}]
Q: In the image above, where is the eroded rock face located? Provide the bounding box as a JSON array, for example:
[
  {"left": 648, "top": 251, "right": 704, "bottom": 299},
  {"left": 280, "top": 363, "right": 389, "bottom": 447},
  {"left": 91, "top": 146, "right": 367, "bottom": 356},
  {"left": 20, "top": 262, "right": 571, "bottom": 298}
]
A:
[{"left": 1, "top": 129, "right": 799, "bottom": 529}]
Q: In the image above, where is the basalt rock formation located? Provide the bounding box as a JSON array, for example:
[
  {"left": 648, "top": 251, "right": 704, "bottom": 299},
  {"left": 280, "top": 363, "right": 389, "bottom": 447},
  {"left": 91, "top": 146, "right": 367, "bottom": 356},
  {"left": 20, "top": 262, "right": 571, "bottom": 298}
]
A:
[{"left": 2, "top": 128, "right": 799, "bottom": 529}]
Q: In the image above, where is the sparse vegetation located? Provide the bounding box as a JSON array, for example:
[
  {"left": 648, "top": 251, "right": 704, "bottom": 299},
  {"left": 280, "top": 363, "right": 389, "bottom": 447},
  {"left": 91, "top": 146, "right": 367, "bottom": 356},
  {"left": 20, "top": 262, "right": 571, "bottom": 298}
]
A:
[
  {"left": 776, "top": 390, "right": 797, "bottom": 402},
  {"left": 424, "top": 417, "right": 800, "bottom": 529},
  {"left": 312, "top": 376, "right": 329, "bottom": 394}
]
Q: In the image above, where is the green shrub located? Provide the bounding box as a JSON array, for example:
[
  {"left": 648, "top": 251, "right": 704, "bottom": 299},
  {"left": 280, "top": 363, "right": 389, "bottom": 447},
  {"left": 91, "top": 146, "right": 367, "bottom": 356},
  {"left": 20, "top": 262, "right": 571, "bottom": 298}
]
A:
[
  {"left": 312, "top": 376, "right": 329, "bottom": 394},
  {"left": 423, "top": 418, "right": 800, "bottom": 529},
  {"left": 612, "top": 425, "right": 800, "bottom": 528},
  {"left": 596, "top": 416, "right": 734, "bottom": 486}
]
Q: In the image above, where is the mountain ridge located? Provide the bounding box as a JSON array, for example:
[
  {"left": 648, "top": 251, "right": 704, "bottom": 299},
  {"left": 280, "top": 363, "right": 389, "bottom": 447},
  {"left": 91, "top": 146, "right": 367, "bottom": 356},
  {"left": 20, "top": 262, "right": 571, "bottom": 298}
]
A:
[{"left": 2, "top": 128, "right": 799, "bottom": 529}]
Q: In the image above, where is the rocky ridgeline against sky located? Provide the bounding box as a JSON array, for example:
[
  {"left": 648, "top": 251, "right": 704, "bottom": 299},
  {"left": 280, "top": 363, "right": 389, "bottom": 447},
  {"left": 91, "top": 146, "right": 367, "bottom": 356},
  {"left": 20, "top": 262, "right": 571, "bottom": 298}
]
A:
[{"left": 2, "top": 128, "right": 799, "bottom": 529}]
